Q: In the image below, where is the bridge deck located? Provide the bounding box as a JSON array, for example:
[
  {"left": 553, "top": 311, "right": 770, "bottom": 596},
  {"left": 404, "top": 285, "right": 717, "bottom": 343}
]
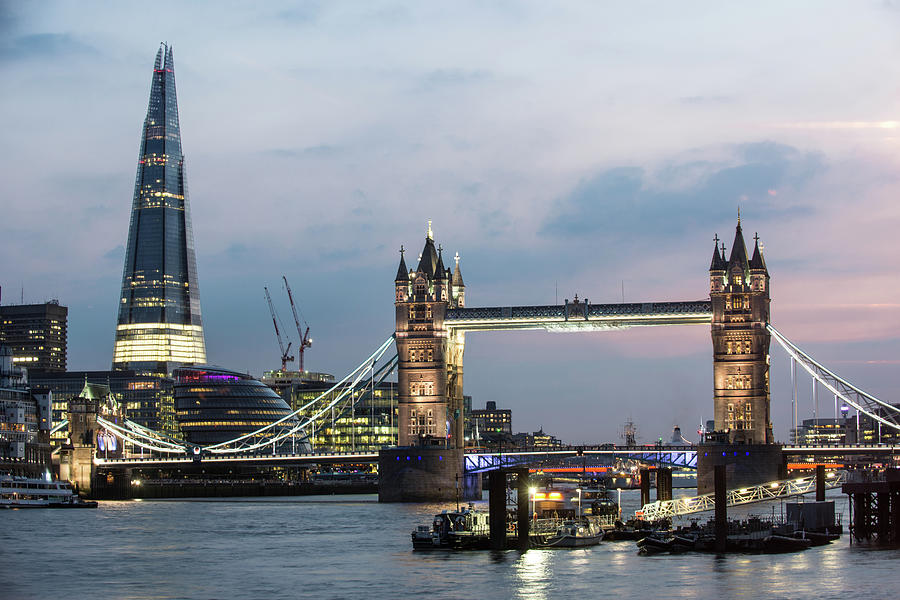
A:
[{"left": 445, "top": 301, "right": 712, "bottom": 331}]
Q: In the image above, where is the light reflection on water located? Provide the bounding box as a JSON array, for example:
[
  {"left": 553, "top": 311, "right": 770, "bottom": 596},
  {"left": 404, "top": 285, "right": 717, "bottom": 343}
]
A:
[
  {"left": 0, "top": 489, "right": 898, "bottom": 600},
  {"left": 514, "top": 547, "right": 551, "bottom": 600}
]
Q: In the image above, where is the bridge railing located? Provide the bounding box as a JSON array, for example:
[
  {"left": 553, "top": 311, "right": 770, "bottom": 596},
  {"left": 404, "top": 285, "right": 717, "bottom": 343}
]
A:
[{"left": 639, "top": 471, "right": 849, "bottom": 521}]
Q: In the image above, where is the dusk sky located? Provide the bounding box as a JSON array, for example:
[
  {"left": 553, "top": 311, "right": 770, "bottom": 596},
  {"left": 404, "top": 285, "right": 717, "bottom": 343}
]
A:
[{"left": 2, "top": 2, "right": 898, "bottom": 444}]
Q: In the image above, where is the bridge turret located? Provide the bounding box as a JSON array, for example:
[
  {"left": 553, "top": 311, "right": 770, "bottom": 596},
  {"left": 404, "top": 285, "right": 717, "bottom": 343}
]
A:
[
  {"left": 749, "top": 233, "right": 769, "bottom": 293},
  {"left": 710, "top": 217, "right": 773, "bottom": 445},
  {"left": 709, "top": 235, "right": 726, "bottom": 293},
  {"left": 451, "top": 252, "right": 465, "bottom": 308},
  {"left": 395, "top": 246, "right": 410, "bottom": 303}
]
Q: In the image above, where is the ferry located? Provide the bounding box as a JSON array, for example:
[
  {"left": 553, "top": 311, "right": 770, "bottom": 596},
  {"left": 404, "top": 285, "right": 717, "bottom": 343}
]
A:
[{"left": 0, "top": 476, "right": 98, "bottom": 508}]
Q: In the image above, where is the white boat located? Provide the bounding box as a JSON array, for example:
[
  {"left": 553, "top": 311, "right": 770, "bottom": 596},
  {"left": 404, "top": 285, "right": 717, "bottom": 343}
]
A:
[
  {"left": 539, "top": 520, "right": 604, "bottom": 548},
  {"left": 0, "top": 475, "right": 97, "bottom": 508}
]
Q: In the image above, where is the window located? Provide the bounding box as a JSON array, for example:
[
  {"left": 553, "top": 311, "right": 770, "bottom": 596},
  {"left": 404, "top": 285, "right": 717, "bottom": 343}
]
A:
[
  {"left": 408, "top": 306, "right": 416, "bottom": 320},
  {"left": 425, "top": 306, "right": 432, "bottom": 319},
  {"left": 426, "top": 348, "right": 433, "bottom": 362},
  {"left": 725, "top": 375, "right": 752, "bottom": 390}
]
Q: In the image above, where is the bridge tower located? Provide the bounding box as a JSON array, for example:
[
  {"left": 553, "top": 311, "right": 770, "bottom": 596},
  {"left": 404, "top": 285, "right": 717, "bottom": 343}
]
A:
[
  {"left": 709, "top": 217, "right": 773, "bottom": 444},
  {"left": 380, "top": 224, "right": 479, "bottom": 501},
  {"left": 699, "top": 217, "right": 782, "bottom": 494},
  {"left": 394, "top": 223, "right": 467, "bottom": 448}
]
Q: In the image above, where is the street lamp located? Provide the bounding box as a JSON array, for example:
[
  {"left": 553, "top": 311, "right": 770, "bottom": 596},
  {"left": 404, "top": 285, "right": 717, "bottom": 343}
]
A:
[
  {"left": 576, "top": 488, "right": 582, "bottom": 518},
  {"left": 529, "top": 486, "right": 537, "bottom": 520}
]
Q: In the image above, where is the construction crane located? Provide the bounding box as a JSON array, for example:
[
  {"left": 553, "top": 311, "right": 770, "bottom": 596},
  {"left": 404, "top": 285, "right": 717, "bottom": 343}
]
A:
[
  {"left": 264, "top": 286, "right": 294, "bottom": 371},
  {"left": 283, "top": 275, "right": 312, "bottom": 372}
]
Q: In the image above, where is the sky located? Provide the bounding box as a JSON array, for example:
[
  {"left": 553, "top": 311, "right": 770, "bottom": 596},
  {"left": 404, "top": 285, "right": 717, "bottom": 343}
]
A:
[{"left": 2, "top": 1, "right": 899, "bottom": 444}]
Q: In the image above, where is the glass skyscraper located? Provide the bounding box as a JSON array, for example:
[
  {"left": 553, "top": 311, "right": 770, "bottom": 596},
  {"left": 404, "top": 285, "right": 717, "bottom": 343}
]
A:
[{"left": 113, "top": 44, "right": 206, "bottom": 375}]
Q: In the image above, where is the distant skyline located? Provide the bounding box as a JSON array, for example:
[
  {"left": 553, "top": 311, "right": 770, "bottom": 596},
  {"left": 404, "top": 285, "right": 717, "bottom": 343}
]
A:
[{"left": 2, "top": 2, "right": 898, "bottom": 443}]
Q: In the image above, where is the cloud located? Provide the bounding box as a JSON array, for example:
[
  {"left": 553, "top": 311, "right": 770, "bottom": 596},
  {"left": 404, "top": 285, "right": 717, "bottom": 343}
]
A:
[
  {"left": 540, "top": 142, "right": 824, "bottom": 239},
  {"left": 261, "top": 145, "right": 341, "bottom": 158},
  {"left": 678, "top": 95, "right": 733, "bottom": 105},
  {"left": 103, "top": 244, "right": 124, "bottom": 261},
  {"left": 416, "top": 68, "right": 492, "bottom": 92},
  {"left": 0, "top": 33, "right": 96, "bottom": 62}
]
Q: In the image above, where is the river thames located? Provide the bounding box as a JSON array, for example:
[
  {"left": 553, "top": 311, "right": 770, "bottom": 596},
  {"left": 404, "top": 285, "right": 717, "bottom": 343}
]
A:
[{"left": 2, "top": 489, "right": 898, "bottom": 600}]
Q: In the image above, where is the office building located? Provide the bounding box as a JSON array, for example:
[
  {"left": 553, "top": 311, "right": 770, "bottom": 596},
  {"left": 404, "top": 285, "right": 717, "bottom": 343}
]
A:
[
  {"left": 0, "top": 346, "right": 51, "bottom": 476},
  {"left": 112, "top": 43, "right": 206, "bottom": 375},
  {"left": 29, "top": 369, "right": 177, "bottom": 441},
  {"left": 174, "top": 366, "right": 303, "bottom": 449},
  {"left": 0, "top": 301, "right": 67, "bottom": 371}
]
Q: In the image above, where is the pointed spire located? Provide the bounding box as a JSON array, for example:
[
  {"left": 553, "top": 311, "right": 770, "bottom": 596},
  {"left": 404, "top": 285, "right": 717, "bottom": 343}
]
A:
[
  {"left": 395, "top": 245, "right": 408, "bottom": 282},
  {"left": 416, "top": 228, "right": 438, "bottom": 277},
  {"left": 426, "top": 219, "right": 433, "bottom": 240},
  {"left": 709, "top": 234, "right": 726, "bottom": 271},
  {"left": 727, "top": 218, "right": 749, "bottom": 273},
  {"left": 435, "top": 244, "right": 447, "bottom": 279},
  {"left": 749, "top": 232, "right": 768, "bottom": 273},
  {"left": 452, "top": 251, "right": 464, "bottom": 287}
]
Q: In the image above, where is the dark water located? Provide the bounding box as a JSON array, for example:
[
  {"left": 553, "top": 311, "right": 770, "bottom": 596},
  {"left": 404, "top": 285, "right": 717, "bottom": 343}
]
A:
[{"left": 2, "top": 489, "right": 898, "bottom": 600}]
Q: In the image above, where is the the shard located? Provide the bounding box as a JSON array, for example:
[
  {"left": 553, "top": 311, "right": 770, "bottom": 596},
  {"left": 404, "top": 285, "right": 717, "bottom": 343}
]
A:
[{"left": 112, "top": 43, "right": 206, "bottom": 375}]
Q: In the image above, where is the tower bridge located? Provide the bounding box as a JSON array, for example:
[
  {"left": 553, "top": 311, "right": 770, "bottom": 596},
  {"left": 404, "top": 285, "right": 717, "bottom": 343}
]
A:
[{"left": 58, "top": 218, "right": 900, "bottom": 501}]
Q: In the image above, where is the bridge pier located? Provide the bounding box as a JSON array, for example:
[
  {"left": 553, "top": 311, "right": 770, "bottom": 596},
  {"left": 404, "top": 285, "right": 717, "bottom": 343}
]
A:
[
  {"left": 697, "top": 443, "right": 783, "bottom": 494},
  {"left": 377, "top": 447, "right": 481, "bottom": 502}
]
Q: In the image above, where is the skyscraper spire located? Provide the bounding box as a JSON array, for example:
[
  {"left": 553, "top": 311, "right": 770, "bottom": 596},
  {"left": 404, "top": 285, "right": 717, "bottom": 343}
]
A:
[{"left": 113, "top": 44, "right": 206, "bottom": 375}]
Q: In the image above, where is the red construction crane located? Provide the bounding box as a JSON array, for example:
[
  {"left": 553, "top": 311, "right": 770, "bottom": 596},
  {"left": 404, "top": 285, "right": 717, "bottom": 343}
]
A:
[
  {"left": 264, "top": 286, "right": 294, "bottom": 371},
  {"left": 283, "top": 275, "right": 312, "bottom": 372}
]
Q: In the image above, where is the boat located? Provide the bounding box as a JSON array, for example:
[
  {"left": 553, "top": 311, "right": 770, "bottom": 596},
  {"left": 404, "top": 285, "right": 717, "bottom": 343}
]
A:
[
  {"left": 538, "top": 520, "right": 603, "bottom": 548},
  {"left": 0, "top": 475, "right": 98, "bottom": 508},
  {"left": 636, "top": 534, "right": 674, "bottom": 554},
  {"left": 792, "top": 530, "right": 840, "bottom": 546},
  {"left": 411, "top": 505, "right": 492, "bottom": 549},
  {"left": 761, "top": 535, "right": 812, "bottom": 553}
]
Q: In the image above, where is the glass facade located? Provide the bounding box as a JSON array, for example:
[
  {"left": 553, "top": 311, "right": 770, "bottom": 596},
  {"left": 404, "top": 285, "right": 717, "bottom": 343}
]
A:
[
  {"left": 174, "top": 366, "right": 300, "bottom": 448},
  {"left": 289, "top": 381, "right": 399, "bottom": 453},
  {"left": 28, "top": 369, "right": 178, "bottom": 441},
  {"left": 113, "top": 43, "right": 205, "bottom": 375}
]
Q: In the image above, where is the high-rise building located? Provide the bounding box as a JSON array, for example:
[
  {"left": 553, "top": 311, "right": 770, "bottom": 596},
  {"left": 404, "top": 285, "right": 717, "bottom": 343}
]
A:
[
  {"left": 112, "top": 43, "right": 206, "bottom": 376},
  {"left": 0, "top": 301, "right": 67, "bottom": 371}
]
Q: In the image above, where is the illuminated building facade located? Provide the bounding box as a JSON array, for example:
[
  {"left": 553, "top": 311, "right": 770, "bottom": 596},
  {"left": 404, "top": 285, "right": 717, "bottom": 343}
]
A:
[
  {"left": 394, "top": 224, "right": 467, "bottom": 447},
  {"left": 289, "top": 380, "right": 398, "bottom": 453},
  {"left": 29, "top": 369, "right": 177, "bottom": 441},
  {"left": 791, "top": 418, "right": 852, "bottom": 445},
  {"left": 709, "top": 218, "right": 773, "bottom": 444},
  {"left": 174, "top": 366, "right": 301, "bottom": 448},
  {"left": 113, "top": 43, "right": 206, "bottom": 375},
  {"left": 0, "top": 346, "right": 51, "bottom": 476},
  {"left": 0, "top": 301, "right": 67, "bottom": 371},
  {"left": 470, "top": 400, "right": 512, "bottom": 446}
]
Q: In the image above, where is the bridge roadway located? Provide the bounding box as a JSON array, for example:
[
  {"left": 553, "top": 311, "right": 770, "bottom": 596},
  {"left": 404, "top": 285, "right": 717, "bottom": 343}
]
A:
[
  {"left": 444, "top": 301, "right": 713, "bottom": 332},
  {"left": 94, "top": 444, "right": 899, "bottom": 471}
]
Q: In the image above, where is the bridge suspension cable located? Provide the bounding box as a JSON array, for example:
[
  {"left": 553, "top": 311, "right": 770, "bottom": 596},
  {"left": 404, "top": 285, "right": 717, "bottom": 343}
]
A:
[
  {"left": 768, "top": 324, "right": 900, "bottom": 433},
  {"left": 201, "top": 336, "right": 397, "bottom": 454},
  {"left": 94, "top": 336, "right": 398, "bottom": 458}
]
